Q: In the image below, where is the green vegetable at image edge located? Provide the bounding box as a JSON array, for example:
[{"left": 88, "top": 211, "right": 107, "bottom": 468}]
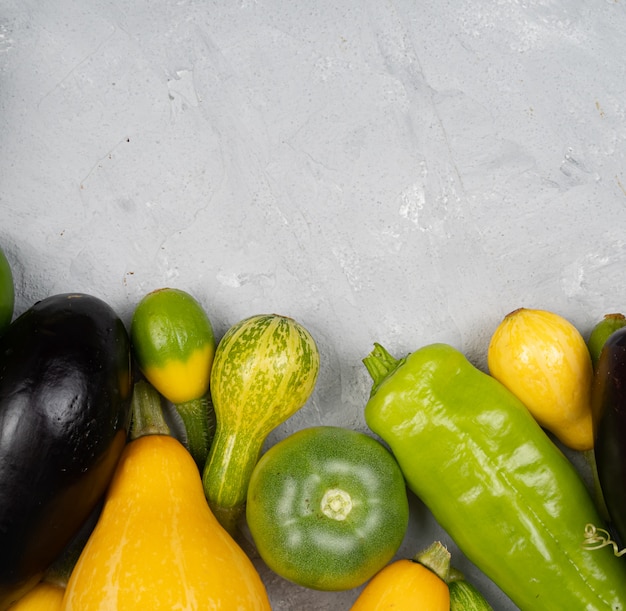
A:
[
  {"left": 588, "top": 313, "right": 626, "bottom": 369},
  {"left": 0, "top": 246, "right": 14, "bottom": 336},
  {"left": 363, "top": 342, "right": 626, "bottom": 611}
]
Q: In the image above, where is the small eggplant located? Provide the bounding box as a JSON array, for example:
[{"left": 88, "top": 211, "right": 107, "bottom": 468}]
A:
[
  {"left": 0, "top": 293, "right": 132, "bottom": 609},
  {"left": 592, "top": 325, "right": 626, "bottom": 547}
]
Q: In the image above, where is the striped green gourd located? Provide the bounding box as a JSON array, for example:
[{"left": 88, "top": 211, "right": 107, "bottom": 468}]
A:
[
  {"left": 202, "top": 314, "right": 320, "bottom": 535},
  {"left": 448, "top": 579, "right": 494, "bottom": 611}
]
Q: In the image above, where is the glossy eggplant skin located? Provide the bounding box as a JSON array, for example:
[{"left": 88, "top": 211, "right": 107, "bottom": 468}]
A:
[
  {"left": 593, "top": 325, "right": 626, "bottom": 548},
  {"left": 0, "top": 293, "right": 132, "bottom": 609}
]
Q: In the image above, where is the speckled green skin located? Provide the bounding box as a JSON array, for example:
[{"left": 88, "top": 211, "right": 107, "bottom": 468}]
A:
[
  {"left": 130, "top": 287, "right": 215, "bottom": 377},
  {"left": 246, "top": 425, "right": 409, "bottom": 591},
  {"left": 202, "top": 314, "right": 320, "bottom": 535}
]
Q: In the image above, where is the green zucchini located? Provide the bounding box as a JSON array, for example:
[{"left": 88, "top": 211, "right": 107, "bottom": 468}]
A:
[
  {"left": 416, "top": 544, "right": 494, "bottom": 611},
  {"left": 0, "top": 246, "right": 14, "bottom": 336},
  {"left": 448, "top": 578, "right": 494, "bottom": 611},
  {"left": 130, "top": 288, "right": 216, "bottom": 469},
  {"left": 202, "top": 314, "right": 320, "bottom": 535}
]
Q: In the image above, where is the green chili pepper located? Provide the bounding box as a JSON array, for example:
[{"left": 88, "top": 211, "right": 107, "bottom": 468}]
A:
[{"left": 363, "top": 342, "right": 626, "bottom": 611}]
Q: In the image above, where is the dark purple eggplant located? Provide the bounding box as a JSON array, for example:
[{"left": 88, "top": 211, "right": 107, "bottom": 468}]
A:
[
  {"left": 592, "top": 324, "right": 626, "bottom": 548},
  {"left": 0, "top": 293, "right": 132, "bottom": 609}
]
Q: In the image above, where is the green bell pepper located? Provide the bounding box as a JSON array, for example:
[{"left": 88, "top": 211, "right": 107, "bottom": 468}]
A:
[{"left": 363, "top": 342, "right": 626, "bottom": 611}]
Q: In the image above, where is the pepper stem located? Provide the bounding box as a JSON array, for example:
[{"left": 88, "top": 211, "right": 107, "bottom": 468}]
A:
[
  {"left": 362, "top": 343, "right": 403, "bottom": 395},
  {"left": 174, "top": 393, "right": 216, "bottom": 471},
  {"left": 130, "top": 379, "right": 171, "bottom": 439}
]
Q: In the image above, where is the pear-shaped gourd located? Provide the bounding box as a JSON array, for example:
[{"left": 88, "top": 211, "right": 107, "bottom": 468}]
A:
[
  {"left": 202, "top": 314, "right": 320, "bottom": 534},
  {"left": 131, "top": 287, "right": 217, "bottom": 470},
  {"left": 60, "top": 382, "right": 270, "bottom": 611},
  {"left": 488, "top": 307, "right": 594, "bottom": 451}
]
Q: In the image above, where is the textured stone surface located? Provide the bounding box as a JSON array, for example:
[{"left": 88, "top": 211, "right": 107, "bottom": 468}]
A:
[{"left": 2, "top": 1, "right": 626, "bottom": 608}]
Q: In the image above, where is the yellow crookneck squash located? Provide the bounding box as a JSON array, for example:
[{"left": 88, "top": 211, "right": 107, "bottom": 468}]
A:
[
  {"left": 60, "top": 380, "right": 270, "bottom": 611},
  {"left": 7, "top": 582, "right": 64, "bottom": 611}
]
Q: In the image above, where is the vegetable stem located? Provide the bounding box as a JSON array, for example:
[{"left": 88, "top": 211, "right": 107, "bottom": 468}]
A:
[
  {"left": 362, "top": 343, "right": 403, "bottom": 395},
  {"left": 175, "top": 394, "right": 216, "bottom": 470},
  {"left": 130, "top": 380, "right": 171, "bottom": 440},
  {"left": 414, "top": 543, "right": 495, "bottom": 610},
  {"left": 413, "top": 540, "right": 451, "bottom": 582}
]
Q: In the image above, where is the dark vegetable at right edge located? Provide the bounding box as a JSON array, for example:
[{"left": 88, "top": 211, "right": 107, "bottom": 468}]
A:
[
  {"left": 0, "top": 293, "right": 133, "bottom": 610},
  {"left": 588, "top": 313, "right": 626, "bottom": 370},
  {"left": 592, "top": 326, "right": 626, "bottom": 550},
  {"left": 363, "top": 342, "right": 626, "bottom": 611}
]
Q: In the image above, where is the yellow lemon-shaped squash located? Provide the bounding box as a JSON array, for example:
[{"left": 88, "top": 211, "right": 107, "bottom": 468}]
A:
[
  {"left": 350, "top": 558, "right": 450, "bottom": 611},
  {"left": 487, "top": 308, "right": 594, "bottom": 451}
]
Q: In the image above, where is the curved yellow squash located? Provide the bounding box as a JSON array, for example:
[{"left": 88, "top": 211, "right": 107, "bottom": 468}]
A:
[
  {"left": 60, "top": 434, "right": 270, "bottom": 611},
  {"left": 8, "top": 582, "right": 64, "bottom": 611},
  {"left": 488, "top": 307, "right": 594, "bottom": 451},
  {"left": 350, "top": 559, "right": 450, "bottom": 611}
]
